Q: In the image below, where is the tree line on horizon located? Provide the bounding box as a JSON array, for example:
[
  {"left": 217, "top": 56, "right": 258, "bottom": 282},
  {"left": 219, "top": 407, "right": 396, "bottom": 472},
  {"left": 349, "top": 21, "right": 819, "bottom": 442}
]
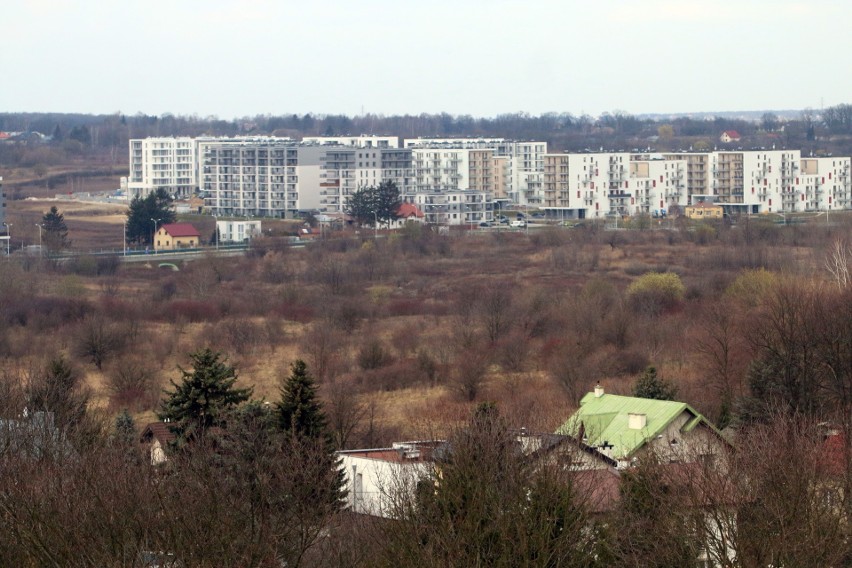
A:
[{"left": 1, "top": 103, "right": 852, "bottom": 161}]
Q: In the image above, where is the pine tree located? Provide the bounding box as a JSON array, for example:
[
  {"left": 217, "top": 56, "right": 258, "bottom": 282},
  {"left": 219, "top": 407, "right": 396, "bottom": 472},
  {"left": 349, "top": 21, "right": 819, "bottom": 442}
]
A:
[
  {"left": 114, "top": 409, "right": 136, "bottom": 445},
  {"left": 277, "top": 360, "right": 328, "bottom": 438},
  {"left": 277, "top": 360, "right": 346, "bottom": 508},
  {"left": 158, "top": 348, "right": 252, "bottom": 442},
  {"left": 632, "top": 365, "right": 679, "bottom": 401},
  {"left": 41, "top": 206, "right": 70, "bottom": 252}
]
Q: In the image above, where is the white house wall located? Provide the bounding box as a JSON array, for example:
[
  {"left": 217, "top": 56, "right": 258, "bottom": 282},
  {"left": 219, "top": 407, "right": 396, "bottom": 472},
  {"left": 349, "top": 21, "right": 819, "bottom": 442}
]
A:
[{"left": 337, "top": 454, "right": 429, "bottom": 518}]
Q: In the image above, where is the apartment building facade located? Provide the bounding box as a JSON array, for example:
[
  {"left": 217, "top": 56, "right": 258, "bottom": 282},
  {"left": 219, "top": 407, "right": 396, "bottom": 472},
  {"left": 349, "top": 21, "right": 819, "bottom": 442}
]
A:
[
  {"left": 131, "top": 135, "right": 852, "bottom": 220},
  {"left": 541, "top": 152, "right": 687, "bottom": 219},
  {"left": 414, "top": 189, "right": 494, "bottom": 226},
  {"left": 319, "top": 147, "right": 414, "bottom": 214},
  {"left": 202, "top": 140, "right": 325, "bottom": 217},
  {"left": 663, "top": 150, "right": 852, "bottom": 215},
  {"left": 302, "top": 135, "right": 399, "bottom": 148},
  {"left": 128, "top": 137, "right": 197, "bottom": 198},
  {"left": 405, "top": 138, "right": 547, "bottom": 206}
]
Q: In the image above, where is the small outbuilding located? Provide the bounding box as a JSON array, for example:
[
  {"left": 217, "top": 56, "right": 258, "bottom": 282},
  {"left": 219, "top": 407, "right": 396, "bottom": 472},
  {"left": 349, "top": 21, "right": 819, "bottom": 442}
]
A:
[{"left": 685, "top": 201, "right": 724, "bottom": 220}]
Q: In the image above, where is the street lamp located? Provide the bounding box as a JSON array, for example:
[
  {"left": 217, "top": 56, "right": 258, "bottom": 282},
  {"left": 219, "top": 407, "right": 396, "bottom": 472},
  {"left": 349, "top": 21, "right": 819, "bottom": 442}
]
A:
[
  {"left": 122, "top": 220, "right": 127, "bottom": 257},
  {"left": 35, "top": 223, "right": 43, "bottom": 257},
  {"left": 150, "top": 218, "right": 161, "bottom": 252},
  {"left": 3, "top": 223, "right": 11, "bottom": 257}
]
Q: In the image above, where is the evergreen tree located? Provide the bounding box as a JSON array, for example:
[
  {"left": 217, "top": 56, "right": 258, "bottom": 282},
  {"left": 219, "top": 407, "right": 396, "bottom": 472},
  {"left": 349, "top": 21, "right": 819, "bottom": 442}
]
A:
[
  {"left": 68, "top": 125, "right": 91, "bottom": 146},
  {"left": 277, "top": 360, "right": 346, "bottom": 508},
  {"left": 158, "top": 348, "right": 252, "bottom": 442},
  {"left": 277, "top": 360, "right": 330, "bottom": 440},
  {"left": 41, "top": 206, "right": 70, "bottom": 252},
  {"left": 343, "top": 180, "right": 401, "bottom": 227},
  {"left": 374, "top": 180, "right": 402, "bottom": 225},
  {"left": 126, "top": 188, "right": 176, "bottom": 245},
  {"left": 632, "top": 365, "right": 678, "bottom": 401},
  {"left": 113, "top": 409, "right": 136, "bottom": 445}
]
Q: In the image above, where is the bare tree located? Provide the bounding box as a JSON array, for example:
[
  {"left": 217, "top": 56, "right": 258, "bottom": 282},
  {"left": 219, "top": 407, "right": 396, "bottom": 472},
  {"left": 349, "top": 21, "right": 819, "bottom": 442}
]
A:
[{"left": 826, "top": 238, "right": 851, "bottom": 290}]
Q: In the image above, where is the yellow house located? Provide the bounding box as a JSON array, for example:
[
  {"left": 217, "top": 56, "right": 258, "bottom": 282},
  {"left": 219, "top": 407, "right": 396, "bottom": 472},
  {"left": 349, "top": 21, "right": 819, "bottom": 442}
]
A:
[
  {"left": 155, "top": 223, "right": 201, "bottom": 251},
  {"left": 685, "top": 202, "right": 724, "bottom": 220}
]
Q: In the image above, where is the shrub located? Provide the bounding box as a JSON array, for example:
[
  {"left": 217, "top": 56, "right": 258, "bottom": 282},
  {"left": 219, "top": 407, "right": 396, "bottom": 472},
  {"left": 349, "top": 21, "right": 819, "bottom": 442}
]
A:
[
  {"left": 725, "top": 268, "right": 777, "bottom": 307},
  {"left": 357, "top": 338, "right": 393, "bottom": 371},
  {"left": 626, "top": 272, "right": 685, "bottom": 316},
  {"left": 105, "top": 357, "right": 159, "bottom": 412}
]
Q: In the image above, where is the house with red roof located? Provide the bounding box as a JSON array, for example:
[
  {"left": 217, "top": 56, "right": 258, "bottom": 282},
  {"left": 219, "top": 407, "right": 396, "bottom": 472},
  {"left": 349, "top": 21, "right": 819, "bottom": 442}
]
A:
[
  {"left": 140, "top": 422, "right": 177, "bottom": 465},
  {"left": 155, "top": 223, "right": 201, "bottom": 251},
  {"left": 720, "top": 130, "right": 741, "bottom": 143},
  {"left": 390, "top": 202, "right": 425, "bottom": 229}
]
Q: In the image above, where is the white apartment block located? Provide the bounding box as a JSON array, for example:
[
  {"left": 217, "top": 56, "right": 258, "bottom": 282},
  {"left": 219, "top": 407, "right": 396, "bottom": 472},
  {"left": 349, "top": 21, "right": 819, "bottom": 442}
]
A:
[
  {"left": 405, "top": 138, "right": 547, "bottom": 206},
  {"left": 798, "top": 157, "right": 852, "bottom": 211},
  {"left": 664, "top": 150, "right": 852, "bottom": 215},
  {"left": 542, "top": 152, "right": 687, "bottom": 219},
  {"left": 129, "top": 136, "right": 294, "bottom": 200},
  {"left": 318, "top": 148, "right": 414, "bottom": 214},
  {"left": 132, "top": 135, "right": 852, "bottom": 220},
  {"left": 411, "top": 148, "right": 473, "bottom": 192},
  {"left": 202, "top": 141, "right": 326, "bottom": 217},
  {"left": 302, "top": 135, "right": 399, "bottom": 148},
  {"left": 128, "top": 137, "right": 197, "bottom": 198},
  {"left": 414, "top": 189, "right": 493, "bottom": 226}
]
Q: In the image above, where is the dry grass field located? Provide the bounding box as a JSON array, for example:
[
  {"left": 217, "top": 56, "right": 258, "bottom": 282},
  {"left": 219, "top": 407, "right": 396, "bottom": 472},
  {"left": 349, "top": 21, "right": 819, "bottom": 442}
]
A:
[{"left": 2, "top": 188, "right": 851, "bottom": 446}]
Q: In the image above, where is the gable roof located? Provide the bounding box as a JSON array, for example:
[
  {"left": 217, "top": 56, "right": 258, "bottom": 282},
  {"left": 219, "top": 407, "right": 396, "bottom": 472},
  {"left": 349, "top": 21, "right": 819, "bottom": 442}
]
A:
[
  {"left": 688, "top": 201, "right": 721, "bottom": 209},
  {"left": 140, "top": 421, "right": 177, "bottom": 445},
  {"left": 397, "top": 203, "right": 424, "bottom": 219},
  {"left": 556, "top": 392, "right": 720, "bottom": 461},
  {"left": 160, "top": 223, "right": 200, "bottom": 238},
  {"left": 722, "top": 130, "right": 741, "bottom": 139}
]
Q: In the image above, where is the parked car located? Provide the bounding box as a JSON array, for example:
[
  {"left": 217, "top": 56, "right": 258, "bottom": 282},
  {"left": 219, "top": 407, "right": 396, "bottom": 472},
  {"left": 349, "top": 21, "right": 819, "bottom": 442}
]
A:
[
  {"left": 510, "top": 220, "right": 527, "bottom": 228},
  {"left": 479, "top": 221, "right": 493, "bottom": 228},
  {"left": 499, "top": 218, "right": 509, "bottom": 225}
]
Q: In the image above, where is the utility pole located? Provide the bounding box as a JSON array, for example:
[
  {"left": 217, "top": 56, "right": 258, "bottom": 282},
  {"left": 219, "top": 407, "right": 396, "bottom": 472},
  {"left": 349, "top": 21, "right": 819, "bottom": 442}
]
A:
[
  {"left": 3, "top": 223, "right": 11, "bottom": 256},
  {"left": 35, "top": 223, "right": 43, "bottom": 257},
  {"left": 151, "top": 218, "right": 161, "bottom": 252}
]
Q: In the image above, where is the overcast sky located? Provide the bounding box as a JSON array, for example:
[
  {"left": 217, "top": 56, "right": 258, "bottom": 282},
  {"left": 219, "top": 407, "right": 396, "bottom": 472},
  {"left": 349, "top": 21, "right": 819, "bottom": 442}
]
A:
[{"left": 2, "top": 0, "right": 850, "bottom": 119}]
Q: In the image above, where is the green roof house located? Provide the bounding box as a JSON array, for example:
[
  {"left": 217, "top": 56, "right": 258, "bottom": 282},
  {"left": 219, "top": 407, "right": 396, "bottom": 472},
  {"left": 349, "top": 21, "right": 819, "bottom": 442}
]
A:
[{"left": 556, "top": 384, "right": 725, "bottom": 469}]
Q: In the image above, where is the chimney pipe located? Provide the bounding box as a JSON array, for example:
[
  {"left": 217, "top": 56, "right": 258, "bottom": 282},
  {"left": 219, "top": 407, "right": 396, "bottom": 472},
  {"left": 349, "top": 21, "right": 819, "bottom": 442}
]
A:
[{"left": 594, "top": 383, "right": 604, "bottom": 398}]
